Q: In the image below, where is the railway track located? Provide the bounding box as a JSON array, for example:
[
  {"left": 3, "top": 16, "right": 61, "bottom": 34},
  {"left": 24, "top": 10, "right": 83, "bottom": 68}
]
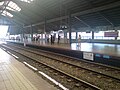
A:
[
  {"left": 1, "top": 44, "right": 120, "bottom": 90},
  {"left": 4, "top": 43, "right": 120, "bottom": 80}
]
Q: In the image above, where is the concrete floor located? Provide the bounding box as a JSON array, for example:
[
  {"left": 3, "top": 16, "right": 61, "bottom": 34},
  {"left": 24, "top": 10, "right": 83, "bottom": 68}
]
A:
[{"left": 25, "top": 41, "right": 120, "bottom": 57}]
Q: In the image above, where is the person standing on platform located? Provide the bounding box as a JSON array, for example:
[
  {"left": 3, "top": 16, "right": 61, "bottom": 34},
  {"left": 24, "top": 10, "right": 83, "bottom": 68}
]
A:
[
  {"left": 58, "top": 35, "right": 60, "bottom": 44},
  {"left": 51, "top": 35, "right": 53, "bottom": 45},
  {"left": 53, "top": 35, "right": 55, "bottom": 44},
  {"left": 47, "top": 35, "right": 49, "bottom": 43},
  {"left": 24, "top": 36, "right": 27, "bottom": 47},
  {"left": 78, "top": 34, "right": 81, "bottom": 47}
]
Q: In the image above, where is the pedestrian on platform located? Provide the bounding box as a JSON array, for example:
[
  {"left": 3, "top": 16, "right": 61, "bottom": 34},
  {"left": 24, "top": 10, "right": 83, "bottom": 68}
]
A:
[
  {"left": 47, "top": 35, "right": 49, "bottom": 43},
  {"left": 58, "top": 34, "right": 60, "bottom": 44},
  {"left": 24, "top": 36, "right": 28, "bottom": 47},
  {"left": 78, "top": 34, "right": 81, "bottom": 47},
  {"left": 51, "top": 35, "right": 53, "bottom": 45}
]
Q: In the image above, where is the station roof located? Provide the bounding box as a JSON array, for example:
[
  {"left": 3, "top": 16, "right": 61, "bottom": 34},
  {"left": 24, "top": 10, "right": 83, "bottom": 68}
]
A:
[{"left": 0, "top": 0, "right": 120, "bottom": 34}]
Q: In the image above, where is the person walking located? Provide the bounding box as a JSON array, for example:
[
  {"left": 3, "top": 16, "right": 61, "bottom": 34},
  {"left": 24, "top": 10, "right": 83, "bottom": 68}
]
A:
[
  {"left": 78, "top": 34, "right": 81, "bottom": 47},
  {"left": 58, "top": 35, "right": 60, "bottom": 44}
]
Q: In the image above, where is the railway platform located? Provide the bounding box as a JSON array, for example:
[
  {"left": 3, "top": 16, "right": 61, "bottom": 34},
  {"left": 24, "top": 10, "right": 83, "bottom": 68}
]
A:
[
  {"left": 6, "top": 40, "right": 120, "bottom": 67},
  {"left": 7, "top": 40, "right": 120, "bottom": 56},
  {"left": 26, "top": 41, "right": 120, "bottom": 57},
  {"left": 0, "top": 48, "right": 57, "bottom": 90},
  {"left": 1, "top": 41, "right": 120, "bottom": 90}
]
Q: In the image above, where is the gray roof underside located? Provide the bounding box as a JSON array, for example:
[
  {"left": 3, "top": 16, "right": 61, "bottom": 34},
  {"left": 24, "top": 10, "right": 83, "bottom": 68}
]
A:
[{"left": 1, "top": 0, "right": 120, "bottom": 34}]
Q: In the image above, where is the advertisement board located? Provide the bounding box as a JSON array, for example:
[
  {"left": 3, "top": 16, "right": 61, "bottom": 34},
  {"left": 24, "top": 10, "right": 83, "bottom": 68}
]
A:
[
  {"left": 104, "top": 32, "right": 118, "bottom": 37},
  {"left": 83, "top": 52, "right": 94, "bottom": 61}
]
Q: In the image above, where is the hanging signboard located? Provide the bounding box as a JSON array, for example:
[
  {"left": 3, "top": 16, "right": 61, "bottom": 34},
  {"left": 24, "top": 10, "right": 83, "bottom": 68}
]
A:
[{"left": 104, "top": 32, "right": 118, "bottom": 37}]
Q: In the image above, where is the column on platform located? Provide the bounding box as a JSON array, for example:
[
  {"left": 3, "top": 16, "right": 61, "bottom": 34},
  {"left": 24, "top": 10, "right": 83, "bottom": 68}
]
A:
[
  {"left": 115, "top": 30, "right": 118, "bottom": 40},
  {"left": 21, "top": 25, "right": 24, "bottom": 42},
  {"left": 64, "top": 30, "right": 67, "bottom": 43},
  {"left": 44, "top": 17, "right": 47, "bottom": 43},
  {"left": 92, "top": 31, "right": 94, "bottom": 40},
  {"left": 76, "top": 31, "right": 78, "bottom": 43},
  {"left": 68, "top": 11, "right": 72, "bottom": 45},
  {"left": 30, "top": 24, "right": 33, "bottom": 42}
]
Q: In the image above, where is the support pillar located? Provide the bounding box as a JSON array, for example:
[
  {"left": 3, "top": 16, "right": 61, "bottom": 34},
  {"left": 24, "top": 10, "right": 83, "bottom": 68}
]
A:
[
  {"left": 22, "top": 25, "right": 24, "bottom": 42},
  {"left": 92, "top": 31, "right": 94, "bottom": 40},
  {"left": 115, "top": 30, "right": 118, "bottom": 40},
  {"left": 30, "top": 24, "right": 33, "bottom": 42},
  {"left": 64, "top": 30, "right": 67, "bottom": 43},
  {"left": 41, "top": 34, "right": 43, "bottom": 44},
  {"left": 19, "top": 26, "right": 23, "bottom": 42},
  {"left": 76, "top": 31, "right": 78, "bottom": 43},
  {"left": 68, "top": 11, "right": 72, "bottom": 45},
  {"left": 44, "top": 17, "right": 47, "bottom": 43}
]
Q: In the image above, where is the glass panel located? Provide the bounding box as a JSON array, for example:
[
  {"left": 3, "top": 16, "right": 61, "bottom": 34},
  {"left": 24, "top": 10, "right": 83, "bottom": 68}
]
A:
[
  {"left": 20, "top": 0, "right": 34, "bottom": 3},
  {"left": 7, "top": 1, "right": 21, "bottom": 12},
  {"left": 2, "top": 10, "right": 13, "bottom": 17},
  {"left": 0, "top": 1, "right": 4, "bottom": 6}
]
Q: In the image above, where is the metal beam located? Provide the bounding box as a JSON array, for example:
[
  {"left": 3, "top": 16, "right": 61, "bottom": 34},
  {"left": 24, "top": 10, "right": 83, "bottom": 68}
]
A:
[
  {"left": 73, "top": 1, "right": 120, "bottom": 16},
  {"left": 0, "top": 15, "right": 23, "bottom": 26},
  {"left": 25, "top": 16, "right": 68, "bottom": 28},
  {"left": 98, "top": 12, "right": 114, "bottom": 26},
  {"left": 0, "top": 1, "right": 10, "bottom": 15},
  {"left": 25, "top": 1, "right": 120, "bottom": 28},
  {"left": 74, "top": 16, "right": 91, "bottom": 28}
]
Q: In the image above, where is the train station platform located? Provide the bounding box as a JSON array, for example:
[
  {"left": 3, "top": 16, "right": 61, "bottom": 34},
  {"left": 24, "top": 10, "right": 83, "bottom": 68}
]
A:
[
  {"left": 0, "top": 48, "right": 57, "bottom": 90},
  {"left": 6, "top": 40, "right": 120, "bottom": 67},
  {"left": 25, "top": 41, "right": 120, "bottom": 57}
]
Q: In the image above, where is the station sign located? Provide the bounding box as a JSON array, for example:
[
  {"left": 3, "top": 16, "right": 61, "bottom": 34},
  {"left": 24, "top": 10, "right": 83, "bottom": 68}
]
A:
[
  {"left": 83, "top": 52, "right": 94, "bottom": 61},
  {"left": 104, "top": 32, "right": 118, "bottom": 37}
]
